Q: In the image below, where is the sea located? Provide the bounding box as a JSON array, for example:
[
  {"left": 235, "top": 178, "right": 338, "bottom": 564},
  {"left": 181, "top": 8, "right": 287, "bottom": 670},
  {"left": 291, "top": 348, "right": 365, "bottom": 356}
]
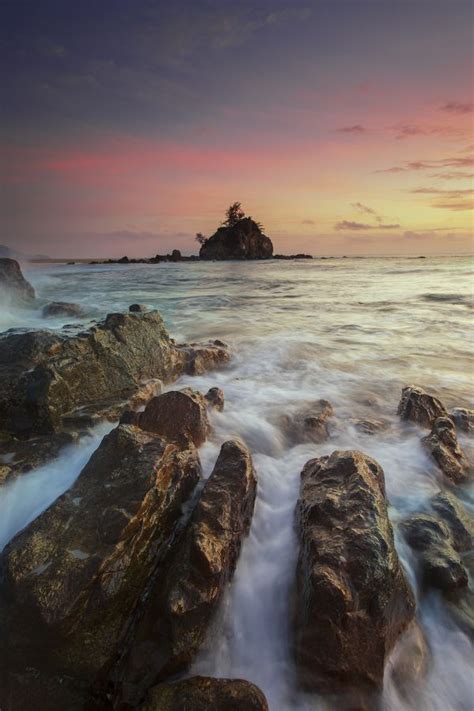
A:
[{"left": 1, "top": 256, "right": 473, "bottom": 710}]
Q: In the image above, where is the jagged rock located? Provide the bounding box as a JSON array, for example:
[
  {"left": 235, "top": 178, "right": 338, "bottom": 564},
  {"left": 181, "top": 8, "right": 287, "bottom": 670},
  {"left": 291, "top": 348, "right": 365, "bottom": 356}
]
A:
[
  {"left": 0, "top": 258, "right": 35, "bottom": 305},
  {"left": 398, "top": 385, "right": 448, "bottom": 427},
  {"left": 0, "top": 432, "right": 78, "bottom": 485},
  {"left": 294, "top": 450, "right": 415, "bottom": 694},
  {"left": 109, "top": 439, "right": 257, "bottom": 706},
  {"left": 430, "top": 491, "right": 473, "bottom": 551},
  {"left": 129, "top": 304, "right": 147, "bottom": 312},
  {"left": 199, "top": 218, "right": 273, "bottom": 260},
  {"left": 138, "top": 389, "right": 210, "bottom": 447},
  {"left": 0, "top": 311, "right": 229, "bottom": 438},
  {"left": 279, "top": 399, "right": 333, "bottom": 445},
  {"left": 400, "top": 513, "right": 469, "bottom": 593},
  {"left": 205, "top": 387, "right": 225, "bottom": 412},
  {"left": 0, "top": 425, "right": 201, "bottom": 710},
  {"left": 141, "top": 676, "right": 269, "bottom": 711},
  {"left": 422, "top": 416, "right": 471, "bottom": 484},
  {"left": 42, "top": 302, "right": 84, "bottom": 318},
  {"left": 451, "top": 407, "right": 474, "bottom": 434}
]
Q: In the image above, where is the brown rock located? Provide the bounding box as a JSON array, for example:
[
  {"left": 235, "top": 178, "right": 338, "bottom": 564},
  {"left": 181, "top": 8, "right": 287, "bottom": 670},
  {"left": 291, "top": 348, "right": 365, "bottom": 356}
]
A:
[
  {"left": 138, "top": 388, "right": 210, "bottom": 447},
  {"left": 279, "top": 399, "right": 333, "bottom": 445},
  {"left": 109, "top": 439, "right": 257, "bottom": 706},
  {"left": 430, "top": 491, "right": 473, "bottom": 551},
  {"left": 0, "top": 425, "right": 201, "bottom": 709},
  {"left": 398, "top": 385, "right": 448, "bottom": 427},
  {"left": 0, "top": 258, "right": 35, "bottom": 305},
  {"left": 205, "top": 386, "right": 225, "bottom": 412},
  {"left": 180, "top": 340, "right": 231, "bottom": 376},
  {"left": 42, "top": 302, "right": 84, "bottom": 318},
  {"left": 353, "top": 418, "right": 390, "bottom": 435},
  {"left": 422, "top": 416, "right": 471, "bottom": 484},
  {"left": 141, "top": 676, "right": 268, "bottom": 711},
  {"left": 389, "top": 621, "right": 429, "bottom": 699},
  {"left": 199, "top": 217, "right": 273, "bottom": 260},
  {"left": 0, "top": 431, "right": 78, "bottom": 485},
  {"left": 294, "top": 450, "right": 415, "bottom": 694},
  {"left": 129, "top": 303, "right": 147, "bottom": 312},
  {"left": 451, "top": 407, "right": 474, "bottom": 434}
]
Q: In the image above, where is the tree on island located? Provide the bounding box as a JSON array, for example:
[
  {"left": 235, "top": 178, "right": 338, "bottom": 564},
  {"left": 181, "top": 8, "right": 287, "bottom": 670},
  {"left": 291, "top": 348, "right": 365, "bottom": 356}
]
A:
[
  {"left": 195, "top": 232, "right": 208, "bottom": 246},
  {"left": 223, "top": 201, "right": 245, "bottom": 227}
]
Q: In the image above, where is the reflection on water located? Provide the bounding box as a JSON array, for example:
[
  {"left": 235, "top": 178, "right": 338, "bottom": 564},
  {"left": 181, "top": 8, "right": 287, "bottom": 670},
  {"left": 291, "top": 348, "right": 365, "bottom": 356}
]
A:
[{"left": 1, "top": 256, "right": 473, "bottom": 710}]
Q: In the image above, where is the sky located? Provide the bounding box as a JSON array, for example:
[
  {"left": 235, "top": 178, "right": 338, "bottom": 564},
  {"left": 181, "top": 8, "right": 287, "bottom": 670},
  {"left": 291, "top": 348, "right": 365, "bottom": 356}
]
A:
[{"left": 0, "top": 0, "right": 473, "bottom": 257}]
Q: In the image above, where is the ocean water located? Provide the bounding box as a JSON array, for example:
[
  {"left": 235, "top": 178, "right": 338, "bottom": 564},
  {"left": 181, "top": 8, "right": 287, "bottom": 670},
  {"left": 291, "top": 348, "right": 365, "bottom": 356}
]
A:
[{"left": 1, "top": 257, "right": 473, "bottom": 710}]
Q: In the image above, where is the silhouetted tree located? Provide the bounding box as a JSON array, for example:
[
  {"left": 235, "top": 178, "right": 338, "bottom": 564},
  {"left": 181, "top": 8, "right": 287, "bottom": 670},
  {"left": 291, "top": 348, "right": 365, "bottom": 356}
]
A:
[
  {"left": 223, "top": 202, "right": 245, "bottom": 227},
  {"left": 195, "top": 232, "right": 207, "bottom": 246}
]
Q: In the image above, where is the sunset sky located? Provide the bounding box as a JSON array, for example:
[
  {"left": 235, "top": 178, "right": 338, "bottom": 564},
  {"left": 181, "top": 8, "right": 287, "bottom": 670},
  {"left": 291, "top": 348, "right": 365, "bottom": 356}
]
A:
[{"left": 1, "top": 0, "right": 473, "bottom": 257}]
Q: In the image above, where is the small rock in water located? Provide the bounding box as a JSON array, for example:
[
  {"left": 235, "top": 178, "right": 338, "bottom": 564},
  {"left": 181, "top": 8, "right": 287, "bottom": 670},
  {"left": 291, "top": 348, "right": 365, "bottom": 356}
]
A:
[
  {"left": 42, "top": 301, "right": 84, "bottom": 318},
  {"left": 138, "top": 388, "right": 210, "bottom": 447},
  {"left": 205, "top": 386, "right": 225, "bottom": 411},
  {"left": 0, "top": 258, "right": 36, "bottom": 305},
  {"left": 279, "top": 399, "right": 333, "bottom": 445},
  {"left": 451, "top": 407, "right": 474, "bottom": 434},
  {"left": 129, "top": 303, "right": 147, "bottom": 312},
  {"left": 398, "top": 385, "right": 448, "bottom": 427},
  {"left": 141, "top": 676, "right": 269, "bottom": 711},
  {"left": 353, "top": 418, "right": 390, "bottom": 435},
  {"left": 422, "top": 416, "right": 471, "bottom": 484}
]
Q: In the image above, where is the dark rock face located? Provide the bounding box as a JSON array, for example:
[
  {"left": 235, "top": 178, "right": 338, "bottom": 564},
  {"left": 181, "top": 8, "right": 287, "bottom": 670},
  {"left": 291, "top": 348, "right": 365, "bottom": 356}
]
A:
[
  {"left": 0, "top": 425, "right": 201, "bottom": 709},
  {"left": 422, "top": 416, "right": 471, "bottom": 484},
  {"left": 199, "top": 218, "right": 273, "bottom": 260},
  {"left": 0, "top": 431, "right": 78, "bottom": 486},
  {"left": 398, "top": 385, "right": 448, "bottom": 427},
  {"left": 279, "top": 399, "right": 333, "bottom": 445},
  {"left": 451, "top": 407, "right": 474, "bottom": 434},
  {"left": 205, "top": 386, "right": 225, "bottom": 412},
  {"left": 42, "top": 301, "right": 84, "bottom": 318},
  {"left": 141, "top": 676, "right": 269, "bottom": 711},
  {"left": 431, "top": 491, "right": 474, "bottom": 550},
  {"left": 138, "top": 388, "right": 211, "bottom": 447},
  {"left": 129, "top": 303, "right": 148, "bottom": 312},
  {"left": 111, "top": 439, "right": 257, "bottom": 706},
  {"left": 0, "top": 258, "right": 35, "bottom": 305},
  {"left": 294, "top": 450, "right": 415, "bottom": 694},
  {"left": 0, "top": 311, "right": 229, "bottom": 438}
]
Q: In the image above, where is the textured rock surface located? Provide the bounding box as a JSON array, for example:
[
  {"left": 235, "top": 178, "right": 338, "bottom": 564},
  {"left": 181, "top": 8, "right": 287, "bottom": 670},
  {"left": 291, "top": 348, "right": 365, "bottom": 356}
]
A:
[
  {"left": 110, "top": 439, "right": 257, "bottom": 706},
  {"left": 199, "top": 218, "right": 273, "bottom": 260},
  {"left": 294, "top": 450, "right": 415, "bottom": 694},
  {"left": 0, "top": 258, "right": 35, "bottom": 305},
  {"left": 279, "top": 399, "right": 333, "bottom": 445},
  {"left": 205, "top": 386, "right": 225, "bottom": 411},
  {"left": 0, "top": 311, "right": 229, "bottom": 438},
  {"left": 0, "top": 425, "right": 201, "bottom": 708},
  {"left": 179, "top": 340, "right": 231, "bottom": 375},
  {"left": 423, "top": 416, "right": 471, "bottom": 484},
  {"left": 42, "top": 301, "right": 84, "bottom": 318},
  {"left": 398, "top": 385, "right": 448, "bottom": 427},
  {"left": 138, "top": 388, "right": 210, "bottom": 447},
  {"left": 141, "top": 676, "right": 269, "bottom": 711},
  {"left": 451, "top": 407, "right": 474, "bottom": 434}
]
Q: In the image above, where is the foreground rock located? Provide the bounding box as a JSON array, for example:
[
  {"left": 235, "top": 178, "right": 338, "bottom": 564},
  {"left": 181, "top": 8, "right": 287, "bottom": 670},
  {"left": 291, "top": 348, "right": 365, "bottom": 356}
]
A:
[
  {"left": 279, "top": 399, "right": 333, "bottom": 445},
  {"left": 42, "top": 301, "right": 84, "bottom": 318},
  {"left": 451, "top": 407, "right": 474, "bottom": 434},
  {"left": 141, "top": 677, "right": 268, "bottom": 711},
  {"left": 0, "top": 258, "right": 35, "bottom": 305},
  {"left": 398, "top": 385, "right": 448, "bottom": 427},
  {"left": 138, "top": 388, "right": 210, "bottom": 447},
  {"left": 294, "top": 450, "right": 415, "bottom": 694},
  {"left": 199, "top": 218, "right": 273, "bottom": 260},
  {"left": 423, "top": 416, "right": 471, "bottom": 484},
  {"left": 110, "top": 439, "right": 257, "bottom": 706},
  {"left": 0, "top": 425, "right": 201, "bottom": 709},
  {"left": 0, "top": 310, "right": 229, "bottom": 438},
  {"left": 0, "top": 431, "right": 78, "bottom": 486}
]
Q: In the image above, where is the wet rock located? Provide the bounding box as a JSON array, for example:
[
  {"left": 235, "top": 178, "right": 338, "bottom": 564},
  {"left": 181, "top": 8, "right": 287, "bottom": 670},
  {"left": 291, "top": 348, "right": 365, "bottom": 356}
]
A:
[
  {"left": 0, "top": 431, "right": 78, "bottom": 485},
  {"left": 353, "top": 418, "right": 390, "bottom": 435},
  {"left": 422, "top": 416, "right": 471, "bottom": 484},
  {"left": 294, "top": 450, "right": 415, "bottom": 694},
  {"left": 138, "top": 388, "right": 210, "bottom": 447},
  {"left": 430, "top": 491, "right": 473, "bottom": 551},
  {"left": 0, "top": 258, "right": 35, "bottom": 305},
  {"left": 398, "top": 385, "right": 448, "bottom": 427},
  {"left": 0, "top": 424, "right": 201, "bottom": 710},
  {"left": 400, "top": 514, "right": 469, "bottom": 593},
  {"left": 0, "top": 311, "right": 228, "bottom": 438},
  {"left": 451, "top": 407, "right": 474, "bottom": 434},
  {"left": 280, "top": 399, "right": 333, "bottom": 445},
  {"left": 389, "top": 621, "right": 429, "bottom": 700},
  {"left": 141, "top": 676, "right": 269, "bottom": 711},
  {"left": 199, "top": 217, "right": 273, "bottom": 260},
  {"left": 205, "top": 386, "right": 225, "bottom": 412},
  {"left": 110, "top": 439, "right": 257, "bottom": 705},
  {"left": 129, "top": 303, "right": 147, "bottom": 312},
  {"left": 42, "top": 301, "right": 84, "bottom": 318}
]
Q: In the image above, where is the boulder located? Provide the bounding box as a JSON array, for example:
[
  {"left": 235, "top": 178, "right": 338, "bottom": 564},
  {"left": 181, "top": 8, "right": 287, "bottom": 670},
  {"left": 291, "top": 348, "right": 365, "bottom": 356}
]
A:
[
  {"left": 352, "top": 418, "right": 390, "bottom": 435},
  {"left": 199, "top": 218, "right": 273, "bottom": 260},
  {"left": 0, "top": 425, "right": 201, "bottom": 709},
  {"left": 205, "top": 386, "right": 225, "bottom": 412},
  {"left": 397, "top": 385, "right": 447, "bottom": 427},
  {"left": 141, "top": 677, "right": 268, "bottom": 711},
  {"left": 0, "top": 431, "right": 78, "bottom": 485},
  {"left": 109, "top": 439, "right": 257, "bottom": 706},
  {"left": 451, "top": 407, "right": 474, "bottom": 434},
  {"left": 129, "top": 303, "right": 148, "bottom": 312},
  {"left": 42, "top": 302, "right": 84, "bottom": 318},
  {"left": 422, "top": 416, "right": 471, "bottom": 484},
  {"left": 138, "top": 389, "right": 210, "bottom": 447},
  {"left": 388, "top": 622, "right": 428, "bottom": 700},
  {"left": 430, "top": 491, "right": 473, "bottom": 550},
  {"left": 294, "top": 450, "right": 415, "bottom": 694},
  {"left": 279, "top": 399, "right": 333, "bottom": 445},
  {"left": 0, "top": 258, "right": 35, "bottom": 305},
  {"left": 0, "top": 310, "right": 229, "bottom": 438}
]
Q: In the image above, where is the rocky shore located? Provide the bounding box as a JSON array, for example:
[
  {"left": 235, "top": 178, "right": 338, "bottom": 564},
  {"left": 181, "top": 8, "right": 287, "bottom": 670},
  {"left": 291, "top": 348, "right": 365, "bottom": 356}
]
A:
[{"left": 0, "top": 262, "right": 472, "bottom": 710}]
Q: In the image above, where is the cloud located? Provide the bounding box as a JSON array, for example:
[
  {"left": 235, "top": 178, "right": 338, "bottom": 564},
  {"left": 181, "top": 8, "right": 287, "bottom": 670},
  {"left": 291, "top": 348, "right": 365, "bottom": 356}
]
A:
[
  {"left": 336, "top": 125, "right": 366, "bottom": 134},
  {"left": 335, "top": 220, "right": 399, "bottom": 231},
  {"left": 409, "top": 187, "right": 474, "bottom": 212},
  {"left": 431, "top": 199, "right": 474, "bottom": 211},
  {"left": 392, "top": 123, "right": 468, "bottom": 140},
  {"left": 302, "top": 219, "right": 315, "bottom": 225},
  {"left": 441, "top": 101, "right": 473, "bottom": 114},
  {"left": 428, "top": 171, "right": 474, "bottom": 180},
  {"left": 376, "top": 154, "right": 474, "bottom": 173},
  {"left": 351, "top": 202, "right": 382, "bottom": 222}
]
